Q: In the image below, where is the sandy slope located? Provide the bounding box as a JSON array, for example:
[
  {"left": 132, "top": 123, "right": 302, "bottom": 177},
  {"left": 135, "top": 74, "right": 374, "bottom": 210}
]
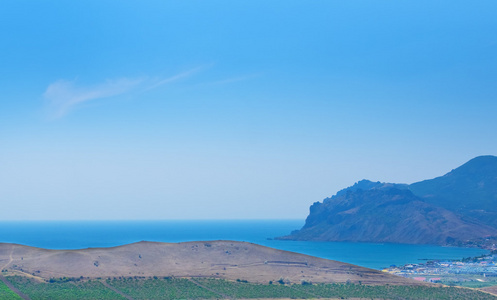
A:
[{"left": 0, "top": 240, "right": 423, "bottom": 285}]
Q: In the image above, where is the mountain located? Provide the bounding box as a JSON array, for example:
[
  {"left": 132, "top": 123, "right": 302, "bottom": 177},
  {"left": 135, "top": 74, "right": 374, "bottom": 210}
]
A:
[
  {"left": 0, "top": 241, "right": 420, "bottom": 286},
  {"left": 279, "top": 186, "right": 496, "bottom": 245},
  {"left": 280, "top": 155, "right": 497, "bottom": 245},
  {"left": 409, "top": 155, "right": 497, "bottom": 228}
]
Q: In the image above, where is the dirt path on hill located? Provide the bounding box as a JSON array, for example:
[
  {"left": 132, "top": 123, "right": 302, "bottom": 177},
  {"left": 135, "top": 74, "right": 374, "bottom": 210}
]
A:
[
  {"left": 479, "top": 286, "right": 497, "bottom": 297},
  {"left": 101, "top": 280, "right": 135, "bottom": 300},
  {"left": 0, "top": 274, "right": 31, "bottom": 300},
  {"left": 1, "top": 245, "right": 14, "bottom": 270},
  {"left": 0, "top": 245, "right": 31, "bottom": 299},
  {"left": 188, "top": 278, "right": 233, "bottom": 299}
]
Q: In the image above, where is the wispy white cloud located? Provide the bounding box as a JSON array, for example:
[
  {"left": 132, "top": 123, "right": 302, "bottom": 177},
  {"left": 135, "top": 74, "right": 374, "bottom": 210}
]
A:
[
  {"left": 44, "top": 78, "right": 144, "bottom": 118},
  {"left": 146, "top": 66, "right": 207, "bottom": 91},
  {"left": 44, "top": 66, "right": 206, "bottom": 118}
]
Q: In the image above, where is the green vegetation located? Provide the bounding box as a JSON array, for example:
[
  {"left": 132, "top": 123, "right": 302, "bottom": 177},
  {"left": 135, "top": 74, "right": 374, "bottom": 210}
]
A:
[
  {"left": 106, "top": 277, "right": 220, "bottom": 299},
  {"left": 444, "top": 276, "right": 497, "bottom": 289},
  {"left": 458, "top": 281, "right": 497, "bottom": 289},
  {"left": 194, "top": 279, "right": 496, "bottom": 299},
  {"left": 0, "top": 280, "right": 21, "bottom": 300},
  {"left": 6, "top": 276, "right": 127, "bottom": 300},
  {"left": 195, "top": 278, "right": 310, "bottom": 298},
  {"left": 3, "top": 275, "right": 497, "bottom": 300},
  {"left": 293, "top": 283, "right": 496, "bottom": 300},
  {"left": 416, "top": 274, "right": 497, "bottom": 289}
]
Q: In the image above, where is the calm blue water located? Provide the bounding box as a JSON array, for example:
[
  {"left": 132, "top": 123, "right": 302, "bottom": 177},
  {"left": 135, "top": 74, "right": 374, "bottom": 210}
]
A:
[{"left": 0, "top": 220, "right": 487, "bottom": 270}]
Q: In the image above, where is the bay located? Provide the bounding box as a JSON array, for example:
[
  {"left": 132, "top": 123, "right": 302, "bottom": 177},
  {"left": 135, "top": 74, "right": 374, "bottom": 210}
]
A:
[{"left": 0, "top": 220, "right": 487, "bottom": 270}]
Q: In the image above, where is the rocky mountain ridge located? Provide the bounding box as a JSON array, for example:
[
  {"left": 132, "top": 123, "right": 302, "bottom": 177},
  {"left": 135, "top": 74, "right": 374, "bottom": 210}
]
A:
[{"left": 279, "top": 155, "right": 497, "bottom": 246}]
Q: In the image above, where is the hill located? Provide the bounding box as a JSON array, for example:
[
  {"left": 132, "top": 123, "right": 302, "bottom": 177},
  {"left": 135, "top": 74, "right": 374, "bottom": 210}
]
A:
[
  {"left": 280, "top": 155, "right": 497, "bottom": 245},
  {"left": 0, "top": 241, "right": 420, "bottom": 286},
  {"left": 410, "top": 155, "right": 497, "bottom": 228}
]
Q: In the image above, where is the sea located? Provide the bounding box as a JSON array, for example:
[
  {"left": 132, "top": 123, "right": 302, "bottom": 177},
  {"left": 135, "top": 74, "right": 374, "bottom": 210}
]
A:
[{"left": 0, "top": 220, "right": 487, "bottom": 270}]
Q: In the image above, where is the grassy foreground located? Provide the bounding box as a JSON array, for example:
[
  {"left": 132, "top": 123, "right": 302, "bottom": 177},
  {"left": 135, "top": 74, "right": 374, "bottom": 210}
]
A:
[
  {"left": 4, "top": 275, "right": 497, "bottom": 300},
  {"left": 0, "top": 279, "right": 22, "bottom": 300}
]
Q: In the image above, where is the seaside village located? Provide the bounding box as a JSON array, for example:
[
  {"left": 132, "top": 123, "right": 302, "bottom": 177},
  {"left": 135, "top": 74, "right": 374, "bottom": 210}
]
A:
[{"left": 383, "top": 250, "right": 497, "bottom": 287}]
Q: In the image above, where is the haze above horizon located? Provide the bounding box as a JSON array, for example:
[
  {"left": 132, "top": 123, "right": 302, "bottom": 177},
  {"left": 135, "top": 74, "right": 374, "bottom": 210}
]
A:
[{"left": 1, "top": 1, "right": 496, "bottom": 220}]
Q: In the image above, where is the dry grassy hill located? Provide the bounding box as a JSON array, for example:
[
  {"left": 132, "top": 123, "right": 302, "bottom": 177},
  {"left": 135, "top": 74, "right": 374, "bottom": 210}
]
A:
[{"left": 0, "top": 240, "right": 422, "bottom": 286}]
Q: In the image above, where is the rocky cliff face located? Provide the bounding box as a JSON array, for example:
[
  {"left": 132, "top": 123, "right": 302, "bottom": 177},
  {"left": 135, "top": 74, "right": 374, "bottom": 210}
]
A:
[{"left": 280, "top": 156, "right": 497, "bottom": 245}]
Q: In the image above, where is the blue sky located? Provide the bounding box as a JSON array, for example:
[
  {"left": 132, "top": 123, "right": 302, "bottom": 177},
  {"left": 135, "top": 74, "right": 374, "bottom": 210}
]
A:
[{"left": 1, "top": 1, "right": 496, "bottom": 220}]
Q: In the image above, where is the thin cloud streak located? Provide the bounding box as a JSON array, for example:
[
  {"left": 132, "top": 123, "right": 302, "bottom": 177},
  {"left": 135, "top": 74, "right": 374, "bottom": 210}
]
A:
[
  {"left": 44, "top": 67, "right": 205, "bottom": 118},
  {"left": 44, "top": 78, "right": 144, "bottom": 118},
  {"left": 146, "top": 66, "right": 206, "bottom": 91}
]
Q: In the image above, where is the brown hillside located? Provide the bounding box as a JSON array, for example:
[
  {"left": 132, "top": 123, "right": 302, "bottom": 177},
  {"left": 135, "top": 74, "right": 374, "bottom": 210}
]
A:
[{"left": 0, "top": 240, "right": 422, "bottom": 286}]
